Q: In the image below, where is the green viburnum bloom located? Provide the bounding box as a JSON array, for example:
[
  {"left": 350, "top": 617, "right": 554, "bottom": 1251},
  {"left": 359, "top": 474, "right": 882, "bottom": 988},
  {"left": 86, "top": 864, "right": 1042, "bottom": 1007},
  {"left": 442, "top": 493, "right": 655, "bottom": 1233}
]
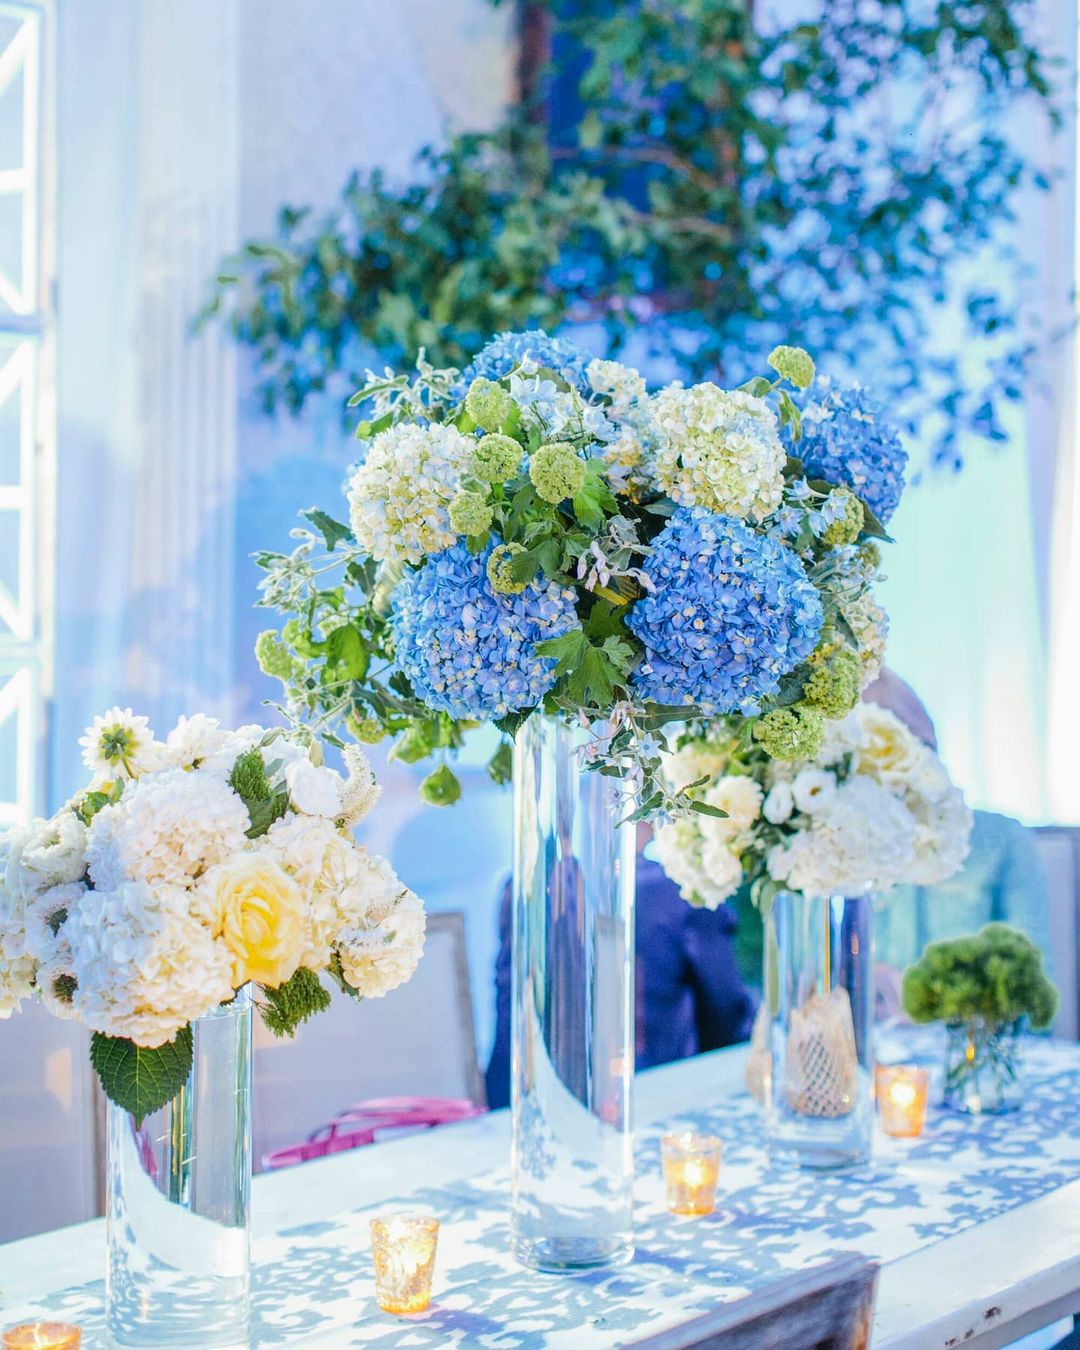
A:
[
  {"left": 752, "top": 706, "right": 827, "bottom": 761},
  {"left": 767, "top": 345, "right": 816, "bottom": 389},
  {"left": 255, "top": 629, "right": 296, "bottom": 680},
  {"left": 821, "top": 488, "right": 865, "bottom": 547},
  {"left": 803, "top": 642, "right": 862, "bottom": 717},
  {"left": 486, "top": 541, "right": 528, "bottom": 595},
  {"left": 346, "top": 713, "right": 384, "bottom": 745},
  {"left": 465, "top": 377, "right": 512, "bottom": 431},
  {"left": 448, "top": 489, "right": 493, "bottom": 536},
  {"left": 471, "top": 432, "right": 522, "bottom": 483},
  {"left": 530, "top": 441, "right": 586, "bottom": 503}
]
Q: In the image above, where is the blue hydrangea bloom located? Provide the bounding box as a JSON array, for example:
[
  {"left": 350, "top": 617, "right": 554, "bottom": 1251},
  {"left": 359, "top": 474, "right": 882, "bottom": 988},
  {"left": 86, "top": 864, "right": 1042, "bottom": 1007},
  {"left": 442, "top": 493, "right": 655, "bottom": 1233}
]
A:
[
  {"left": 458, "top": 329, "right": 593, "bottom": 397},
  {"left": 391, "top": 543, "right": 580, "bottom": 720},
  {"left": 786, "top": 383, "right": 908, "bottom": 524},
  {"left": 628, "top": 508, "right": 824, "bottom": 714}
]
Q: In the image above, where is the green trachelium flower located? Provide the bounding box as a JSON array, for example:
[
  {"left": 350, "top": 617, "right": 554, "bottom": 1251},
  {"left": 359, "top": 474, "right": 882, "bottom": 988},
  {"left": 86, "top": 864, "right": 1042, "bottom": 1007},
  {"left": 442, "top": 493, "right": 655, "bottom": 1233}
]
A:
[
  {"left": 449, "top": 490, "right": 493, "bottom": 537},
  {"left": 255, "top": 629, "right": 296, "bottom": 681},
  {"left": 902, "top": 923, "right": 1058, "bottom": 1030},
  {"left": 465, "top": 377, "right": 512, "bottom": 431},
  {"left": 752, "top": 706, "right": 827, "bottom": 761},
  {"left": 767, "top": 345, "right": 816, "bottom": 389},
  {"left": 802, "top": 641, "right": 862, "bottom": 717},
  {"left": 486, "top": 541, "right": 528, "bottom": 595},
  {"left": 471, "top": 433, "right": 522, "bottom": 483},
  {"left": 821, "top": 487, "right": 865, "bottom": 547},
  {"left": 529, "top": 442, "right": 586, "bottom": 504},
  {"left": 346, "top": 713, "right": 384, "bottom": 745}
]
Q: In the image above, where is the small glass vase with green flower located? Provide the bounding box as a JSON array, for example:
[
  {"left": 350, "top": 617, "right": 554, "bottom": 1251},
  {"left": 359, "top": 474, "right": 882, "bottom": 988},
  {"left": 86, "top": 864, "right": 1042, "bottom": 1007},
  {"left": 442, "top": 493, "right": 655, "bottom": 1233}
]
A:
[{"left": 901, "top": 924, "right": 1058, "bottom": 1115}]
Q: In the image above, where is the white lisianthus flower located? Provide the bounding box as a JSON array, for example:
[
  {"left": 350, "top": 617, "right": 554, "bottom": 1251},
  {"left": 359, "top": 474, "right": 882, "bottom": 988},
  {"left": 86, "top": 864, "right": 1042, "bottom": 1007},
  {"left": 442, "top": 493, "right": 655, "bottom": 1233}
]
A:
[
  {"left": 791, "top": 768, "right": 837, "bottom": 816},
  {"left": 348, "top": 421, "right": 475, "bottom": 566},
  {"left": 650, "top": 383, "right": 785, "bottom": 520},
  {"left": 763, "top": 781, "right": 795, "bottom": 825},
  {"left": 165, "top": 714, "right": 228, "bottom": 770},
  {"left": 336, "top": 886, "right": 426, "bottom": 998},
  {"left": 285, "top": 758, "right": 345, "bottom": 818},
  {"left": 67, "top": 880, "right": 234, "bottom": 1047},
  {"left": 86, "top": 768, "right": 249, "bottom": 891},
  {"left": 80, "top": 707, "right": 162, "bottom": 779},
  {"left": 10, "top": 811, "right": 87, "bottom": 901}
]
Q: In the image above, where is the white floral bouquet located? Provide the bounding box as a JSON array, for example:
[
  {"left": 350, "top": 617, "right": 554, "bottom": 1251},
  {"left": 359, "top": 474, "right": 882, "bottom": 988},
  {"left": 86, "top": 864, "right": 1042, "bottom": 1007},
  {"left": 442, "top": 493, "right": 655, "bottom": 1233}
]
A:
[
  {"left": 255, "top": 329, "right": 904, "bottom": 818},
  {"left": 656, "top": 701, "right": 973, "bottom": 909},
  {"left": 0, "top": 708, "right": 425, "bottom": 1122}
]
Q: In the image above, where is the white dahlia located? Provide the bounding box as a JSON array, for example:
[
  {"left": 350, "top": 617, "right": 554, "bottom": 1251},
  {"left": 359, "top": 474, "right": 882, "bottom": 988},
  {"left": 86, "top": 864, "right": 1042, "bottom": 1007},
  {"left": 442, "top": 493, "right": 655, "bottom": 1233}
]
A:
[
  {"left": 67, "top": 881, "right": 234, "bottom": 1047},
  {"left": 79, "top": 707, "right": 162, "bottom": 779},
  {"left": 650, "top": 383, "right": 785, "bottom": 519},
  {"left": 164, "top": 713, "right": 229, "bottom": 770},
  {"left": 86, "top": 768, "right": 250, "bottom": 891},
  {"left": 347, "top": 421, "right": 475, "bottom": 566}
]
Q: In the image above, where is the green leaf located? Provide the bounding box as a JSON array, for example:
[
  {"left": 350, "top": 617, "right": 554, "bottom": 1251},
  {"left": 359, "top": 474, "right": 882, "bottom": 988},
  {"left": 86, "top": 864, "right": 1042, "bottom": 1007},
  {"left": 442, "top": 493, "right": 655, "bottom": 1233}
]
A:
[
  {"left": 326, "top": 951, "right": 364, "bottom": 1001},
  {"left": 90, "top": 1027, "right": 194, "bottom": 1126},
  {"left": 258, "top": 969, "right": 332, "bottom": 1038},
  {"left": 571, "top": 460, "right": 617, "bottom": 531},
  {"left": 487, "top": 740, "right": 514, "bottom": 786},
  {"left": 301, "top": 507, "right": 353, "bottom": 551},
  {"left": 246, "top": 791, "right": 289, "bottom": 839},
  {"left": 325, "top": 624, "right": 369, "bottom": 681},
  {"left": 689, "top": 799, "right": 730, "bottom": 819},
  {"left": 420, "top": 763, "right": 462, "bottom": 806}
]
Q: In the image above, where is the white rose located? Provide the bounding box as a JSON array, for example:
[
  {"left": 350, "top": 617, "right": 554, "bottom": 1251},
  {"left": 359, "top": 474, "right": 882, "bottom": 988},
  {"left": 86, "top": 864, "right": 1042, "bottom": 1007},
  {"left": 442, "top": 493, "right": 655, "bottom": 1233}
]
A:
[
  {"left": 792, "top": 768, "right": 837, "bottom": 817},
  {"left": 285, "top": 759, "right": 345, "bottom": 818},
  {"left": 763, "top": 782, "right": 794, "bottom": 825}
]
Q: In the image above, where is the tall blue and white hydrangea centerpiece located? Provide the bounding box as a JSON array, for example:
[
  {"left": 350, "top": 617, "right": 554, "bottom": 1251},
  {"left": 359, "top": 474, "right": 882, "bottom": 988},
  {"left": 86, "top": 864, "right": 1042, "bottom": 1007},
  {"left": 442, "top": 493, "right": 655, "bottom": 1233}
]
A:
[{"left": 256, "top": 329, "right": 906, "bottom": 1264}]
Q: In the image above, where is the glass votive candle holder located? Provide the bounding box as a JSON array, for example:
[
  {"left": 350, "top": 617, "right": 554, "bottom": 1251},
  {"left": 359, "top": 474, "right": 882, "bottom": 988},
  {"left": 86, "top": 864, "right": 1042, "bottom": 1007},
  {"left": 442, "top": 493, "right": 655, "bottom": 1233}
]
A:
[
  {"left": 875, "top": 1064, "right": 930, "bottom": 1138},
  {"left": 370, "top": 1215, "right": 439, "bottom": 1314},
  {"left": 2, "top": 1326, "right": 82, "bottom": 1350},
  {"left": 661, "top": 1132, "right": 723, "bottom": 1216}
]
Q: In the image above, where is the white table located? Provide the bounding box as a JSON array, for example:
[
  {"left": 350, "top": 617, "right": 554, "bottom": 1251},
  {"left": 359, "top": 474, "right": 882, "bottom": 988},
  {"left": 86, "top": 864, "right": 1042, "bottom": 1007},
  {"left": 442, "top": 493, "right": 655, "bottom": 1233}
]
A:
[{"left": 3, "top": 1040, "right": 1079, "bottom": 1348}]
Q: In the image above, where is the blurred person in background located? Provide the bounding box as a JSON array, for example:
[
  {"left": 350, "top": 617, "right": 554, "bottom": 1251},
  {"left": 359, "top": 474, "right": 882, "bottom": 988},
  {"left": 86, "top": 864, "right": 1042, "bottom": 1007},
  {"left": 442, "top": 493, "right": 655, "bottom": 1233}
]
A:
[{"left": 484, "top": 823, "right": 755, "bottom": 1108}]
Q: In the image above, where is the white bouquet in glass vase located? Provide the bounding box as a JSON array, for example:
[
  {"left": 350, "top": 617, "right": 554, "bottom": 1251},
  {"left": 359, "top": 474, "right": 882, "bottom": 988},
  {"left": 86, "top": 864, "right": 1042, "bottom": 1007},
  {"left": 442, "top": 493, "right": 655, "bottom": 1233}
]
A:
[{"left": 0, "top": 707, "right": 425, "bottom": 1124}]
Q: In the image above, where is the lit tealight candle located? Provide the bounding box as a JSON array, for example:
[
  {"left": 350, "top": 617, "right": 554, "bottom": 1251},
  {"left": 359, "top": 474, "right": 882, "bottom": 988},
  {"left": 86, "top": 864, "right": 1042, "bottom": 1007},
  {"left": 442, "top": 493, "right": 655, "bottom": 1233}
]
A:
[
  {"left": 876, "top": 1064, "right": 930, "bottom": 1138},
  {"left": 2, "top": 1325, "right": 82, "bottom": 1350},
  {"left": 661, "top": 1132, "right": 723, "bottom": 1216},
  {"left": 370, "top": 1215, "right": 440, "bottom": 1314}
]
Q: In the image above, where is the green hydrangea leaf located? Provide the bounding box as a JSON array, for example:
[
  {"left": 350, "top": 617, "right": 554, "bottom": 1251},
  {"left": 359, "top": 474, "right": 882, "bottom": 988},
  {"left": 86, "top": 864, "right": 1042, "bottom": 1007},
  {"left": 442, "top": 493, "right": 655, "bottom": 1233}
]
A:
[{"left": 90, "top": 1027, "right": 194, "bottom": 1127}]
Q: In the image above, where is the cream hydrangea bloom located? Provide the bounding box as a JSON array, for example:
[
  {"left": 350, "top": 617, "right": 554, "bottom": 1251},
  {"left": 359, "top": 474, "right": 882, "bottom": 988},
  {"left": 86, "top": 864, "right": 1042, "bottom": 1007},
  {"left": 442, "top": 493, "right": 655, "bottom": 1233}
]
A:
[
  {"left": 67, "top": 881, "right": 235, "bottom": 1047},
  {"left": 86, "top": 769, "right": 250, "bottom": 891},
  {"left": 650, "top": 383, "right": 785, "bottom": 519},
  {"left": 348, "top": 421, "right": 474, "bottom": 566},
  {"left": 337, "top": 884, "right": 426, "bottom": 998},
  {"left": 0, "top": 827, "right": 35, "bottom": 1016},
  {"left": 654, "top": 817, "right": 742, "bottom": 911}
]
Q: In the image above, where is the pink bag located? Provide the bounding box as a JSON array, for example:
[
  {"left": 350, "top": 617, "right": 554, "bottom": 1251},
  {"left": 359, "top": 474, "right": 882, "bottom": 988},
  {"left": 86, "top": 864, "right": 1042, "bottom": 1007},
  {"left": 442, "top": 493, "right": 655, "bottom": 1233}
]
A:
[{"left": 262, "top": 1095, "right": 486, "bottom": 1171}]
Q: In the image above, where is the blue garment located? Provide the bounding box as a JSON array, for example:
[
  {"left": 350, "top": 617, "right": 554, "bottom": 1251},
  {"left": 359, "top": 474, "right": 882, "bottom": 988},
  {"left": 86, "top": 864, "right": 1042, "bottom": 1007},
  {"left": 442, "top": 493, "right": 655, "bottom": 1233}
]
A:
[{"left": 484, "top": 856, "right": 756, "bottom": 1109}]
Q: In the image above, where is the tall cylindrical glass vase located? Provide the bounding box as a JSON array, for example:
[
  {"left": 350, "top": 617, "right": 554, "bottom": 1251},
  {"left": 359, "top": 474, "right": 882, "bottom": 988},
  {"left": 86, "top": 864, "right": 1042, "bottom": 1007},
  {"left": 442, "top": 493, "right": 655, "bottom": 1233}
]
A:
[
  {"left": 511, "top": 714, "right": 635, "bottom": 1272},
  {"left": 765, "top": 892, "right": 874, "bottom": 1170},
  {"left": 106, "top": 990, "right": 252, "bottom": 1349}
]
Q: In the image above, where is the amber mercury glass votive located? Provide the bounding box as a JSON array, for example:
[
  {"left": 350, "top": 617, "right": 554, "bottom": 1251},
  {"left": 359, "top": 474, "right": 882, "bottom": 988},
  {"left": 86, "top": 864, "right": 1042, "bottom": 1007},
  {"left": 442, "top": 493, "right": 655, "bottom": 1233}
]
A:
[
  {"left": 370, "top": 1215, "right": 440, "bottom": 1314},
  {"left": 876, "top": 1064, "right": 930, "bottom": 1138},
  {"left": 2, "top": 1325, "right": 82, "bottom": 1350},
  {"left": 661, "top": 1132, "right": 723, "bottom": 1216}
]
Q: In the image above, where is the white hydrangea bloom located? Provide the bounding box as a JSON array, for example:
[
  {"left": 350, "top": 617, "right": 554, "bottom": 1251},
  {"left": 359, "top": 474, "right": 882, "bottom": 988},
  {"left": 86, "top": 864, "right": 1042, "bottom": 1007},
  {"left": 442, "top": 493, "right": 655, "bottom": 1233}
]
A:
[
  {"left": 86, "top": 769, "right": 250, "bottom": 892},
  {"left": 348, "top": 421, "right": 474, "bottom": 566},
  {"left": 654, "top": 817, "right": 741, "bottom": 910},
  {"left": 164, "top": 714, "right": 229, "bottom": 770},
  {"left": 336, "top": 885, "right": 426, "bottom": 998},
  {"left": 766, "top": 775, "right": 917, "bottom": 897},
  {"left": 67, "top": 881, "right": 234, "bottom": 1047},
  {"left": 0, "top": 827, "right": 35, "bottom": 1016},
  {"left": 650, "top": 383, "right": 785, "bottom": 519},
  {"left": 662, "top": 742, "right": 729, "bottom": 795},
  {"left": 701, "top": 775, "right": 763, "bottom": 843}
]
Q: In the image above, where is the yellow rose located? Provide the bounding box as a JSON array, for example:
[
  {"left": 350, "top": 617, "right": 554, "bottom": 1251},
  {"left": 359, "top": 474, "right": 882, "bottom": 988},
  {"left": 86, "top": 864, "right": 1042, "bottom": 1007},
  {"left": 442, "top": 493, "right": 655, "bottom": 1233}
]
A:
[
  {"left": 200, "top": 853, "right": 304, "bottom": 989},
  {"left": 855, "top": 706, "right": 918, "bottom": 785}
]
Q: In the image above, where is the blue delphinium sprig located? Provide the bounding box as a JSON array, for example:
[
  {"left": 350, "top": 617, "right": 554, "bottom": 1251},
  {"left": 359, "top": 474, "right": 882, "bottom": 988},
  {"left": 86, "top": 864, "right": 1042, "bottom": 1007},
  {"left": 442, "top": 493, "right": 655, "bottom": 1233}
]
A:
[
  {"left": 391, "top": 542, "right": 580, "bottom": 720},
  {"left": 787, "top": 382, "right": 908, "bottom": 524},
  {"left": 628, "top": 507, "right": 824, "bottom": 714}
]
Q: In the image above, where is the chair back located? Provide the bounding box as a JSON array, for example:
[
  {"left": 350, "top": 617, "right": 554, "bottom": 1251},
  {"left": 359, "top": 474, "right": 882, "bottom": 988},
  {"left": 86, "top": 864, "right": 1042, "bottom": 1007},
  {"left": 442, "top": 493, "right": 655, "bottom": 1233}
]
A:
[
  {"left": 625, "top": 1255, "right": 878, "bottom": 1350},
  {"left": 253, "top": 911, "right": 484, "bottom": 1171},
  {"left": 1033, "top": 826, "right": 1080, "bottom": 1038}
]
